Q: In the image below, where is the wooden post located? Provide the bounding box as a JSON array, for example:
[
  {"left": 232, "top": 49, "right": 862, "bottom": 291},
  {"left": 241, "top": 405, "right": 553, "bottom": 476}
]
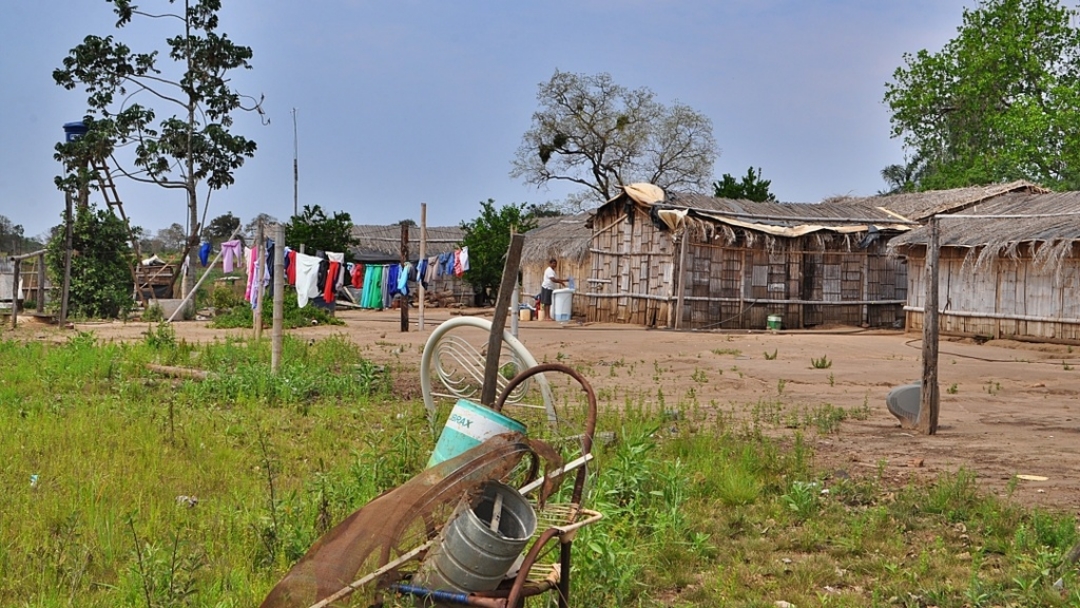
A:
[
  {"left": 36, "top": 252, "right": 45, "bottom": 314},
  {"left": 481, "top": 234, "right": 525, "bottom": 406},
  {"left": 271, "top": 223, "right": 285, "bottom": 373},
  {"left": 59, "top": 190, "right": 74, "bottom": 327},
  {"left": 253, "top": 223, "right": 265, "bottom": 340},
  {"left": 674, "top": 231, "right": 689, "bottom": 329},
  {"left": 510, "top": 226, "right": 519, "bottom": 338},
  {"left": 400, "top": 223, "right": 409, "bottom": 332},
  {"left": 418, "top": 203, "right": 427, "bottom": 331},
  {"left": 918, "top": 215, "right": 940, "bottom": 435},
  {"left": 10, "top": 258, "right": 19, "bottom": 329}
]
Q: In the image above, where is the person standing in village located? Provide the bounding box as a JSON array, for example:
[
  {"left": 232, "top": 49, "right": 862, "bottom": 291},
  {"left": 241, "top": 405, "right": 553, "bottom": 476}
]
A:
[{"left": 539, "top": 257, "right": 566, "bottom": 320}]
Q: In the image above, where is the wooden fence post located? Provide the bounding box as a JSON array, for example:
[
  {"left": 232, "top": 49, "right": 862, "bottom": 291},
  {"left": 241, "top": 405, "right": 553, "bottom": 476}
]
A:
[{"left": 918, "top": 215, "right": 940, "bottom": 435}]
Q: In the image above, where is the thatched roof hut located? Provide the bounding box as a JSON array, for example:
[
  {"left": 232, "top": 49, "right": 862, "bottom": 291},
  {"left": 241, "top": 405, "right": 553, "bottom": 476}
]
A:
[
  {"left": 587, "top": 184, "right": 915, "bottom": 329},
  {"left": 889, "top": 191, "right": 1080, "bottom": 344}
]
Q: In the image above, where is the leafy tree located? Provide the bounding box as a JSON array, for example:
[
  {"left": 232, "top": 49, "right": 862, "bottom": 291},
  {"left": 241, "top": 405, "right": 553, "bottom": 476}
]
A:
[
  {"left": 878, "top": 155, "right": 928, "bottom": 195},
  {"left": 460, "top": 200, "right": 538, "bottom": 305},
  {"left": 713, "top": 167, "right": 777, "bottom": 202},
  {"left": 202, "top": 212, "right": 241, "bottom": 242},
  {"left": 397, "top": 218, "right": 418, "bottom": 227},
  {"left": 285, "top": 205, "right": 358, "bottom": 255},
  {"left": 0, "top": 215, "right": 28, "bottom": 255},
  {"left": 526, "top": 202, "right": 564, "bottom": 218},
  {"left": 45, "top": 204, "right": 134, "bottom": 319},
  {"left": 244, "top": 213, "right": 278, "bottom": 240},
  {"left": 52, "top": 0, "right": 265, "bottom": 294},
  {"left": 156, "top": 223, "right": 188, "bottom": 253},
  {"left": 884, "top": 0, "right": 1080, "bottom": 190},
  {"left": 511, "top": 70, "right": 717, "bottom": 211}
]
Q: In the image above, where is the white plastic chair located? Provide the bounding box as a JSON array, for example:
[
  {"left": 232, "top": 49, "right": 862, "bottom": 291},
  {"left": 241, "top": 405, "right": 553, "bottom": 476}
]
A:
[{"left": 419, "top": 316, "right": 557, "bottom": 430}]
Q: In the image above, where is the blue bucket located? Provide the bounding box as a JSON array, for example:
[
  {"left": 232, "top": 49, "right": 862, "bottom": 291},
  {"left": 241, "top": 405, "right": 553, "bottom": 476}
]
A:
[{"left": 427, "top": 399, "right": 527, "bottom": 468}]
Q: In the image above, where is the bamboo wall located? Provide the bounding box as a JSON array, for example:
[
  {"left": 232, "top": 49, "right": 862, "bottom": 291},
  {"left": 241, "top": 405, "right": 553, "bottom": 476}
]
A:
[
  {"left": 905, "top": 248, "right": 1080, "bottom": 343},
  {"left": 587, "top": 206, "right": 908, "bottom": 329}
]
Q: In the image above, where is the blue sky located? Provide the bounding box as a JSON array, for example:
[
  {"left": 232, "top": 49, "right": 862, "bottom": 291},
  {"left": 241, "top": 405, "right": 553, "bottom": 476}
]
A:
[{"left": 1, "top": 1, "right": 973, "bottom": 240}]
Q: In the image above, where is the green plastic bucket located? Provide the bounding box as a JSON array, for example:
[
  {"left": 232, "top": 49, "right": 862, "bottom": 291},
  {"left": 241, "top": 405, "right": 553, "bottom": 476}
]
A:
[
  {"left": 766, "top": 315, "right": 782, "bottom": 330},
  {"left": 427, "top": 399, "right": 527, "bottom": 468}
]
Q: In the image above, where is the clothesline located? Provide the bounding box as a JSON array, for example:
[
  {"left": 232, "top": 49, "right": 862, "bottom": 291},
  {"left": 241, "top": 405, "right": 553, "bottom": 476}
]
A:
[{"left": 202, "top": 238, "right": 470, "bottom": 309}]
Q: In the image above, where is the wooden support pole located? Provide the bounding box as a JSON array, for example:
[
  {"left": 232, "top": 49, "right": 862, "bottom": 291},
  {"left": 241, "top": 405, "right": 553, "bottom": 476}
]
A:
[
  {"left": 10, "top": 258, "right": 19, "bottom": 329},
  {"left": 271, "top": 223, "right": 285, "bottom": 373},
  {"left": 60, "top": 191, "right": 73, "bottom": 327},
  {"left": 36, "top": 253, "right": 45, "bottom": 314},
  {"left": 253, "top": 222, "right": 265, "bottom": 340},
  {"left": 400, "top": 223, "right": 409, "bottom": 332},
  {"left": 481, "top": 234, "right": 525, "bottom": 406},
  {"left": 419, "top": 203, "right": 427, "bottom": 331},
  {"left": 510, "top": 226, "right": 519, "bottom": 338},
  {"left": 674, "top": 231, "right": 689, "bottom": 330},
  {"left": 918, "top": 216, "right": 940, "bottom": 435}
]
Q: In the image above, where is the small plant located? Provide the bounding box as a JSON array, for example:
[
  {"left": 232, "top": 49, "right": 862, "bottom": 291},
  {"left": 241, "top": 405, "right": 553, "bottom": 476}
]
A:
[
  {"left": 782, "top": 480, "right": 821, "bottom": 520},
  {"left": 690, "top": 368, "right": 708, "bottom": 384},
  {"left": 142, "top": 304, "right": 164, "bottom": 323},
  {"left": 763, "top": 349, "right": 778, "bottom": 360},
  {"left": 810, "top": 355, "right": 832, "bottom": 369},
  {"left": 947, "top": 383, "right": 959, "bottom": 394},
  {"left": 776, "top": 378, "right": 787, "bottom": 395},
  {"left": 1063, "top": 360, "right": 1074, "bottom": 371},
  {"left": 985, "top": 380, "right": 1002, "bottom": 395},
  {"left": 827, "top": 373, "right": 835, "bottom": 387},
  {"left": 711, "top": 348, "right": 741, "bottom": 356}
]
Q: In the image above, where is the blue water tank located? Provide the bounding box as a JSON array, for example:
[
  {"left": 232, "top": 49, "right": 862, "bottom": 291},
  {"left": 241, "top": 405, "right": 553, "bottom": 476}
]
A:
[{"left": 63, "top": 121, "right": 88, "bottom": 142}]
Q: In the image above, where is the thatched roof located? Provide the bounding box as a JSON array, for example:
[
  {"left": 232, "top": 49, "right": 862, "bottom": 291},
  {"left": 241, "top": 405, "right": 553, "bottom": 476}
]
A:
[
  {"left": 596, "top": 187, "right": 914, "bottom": 248},
  {"left": 351, "top": 224, "right": 463, "bottom": 262},
  {"left": 521, "top": 214, "right": 592, "bottom": 265},
  {"left": 889, "top": 191, "right": 1080, "bottom": 270},
  {"left": 839, "top": 180, "right": 1047, "bottom": 222}
]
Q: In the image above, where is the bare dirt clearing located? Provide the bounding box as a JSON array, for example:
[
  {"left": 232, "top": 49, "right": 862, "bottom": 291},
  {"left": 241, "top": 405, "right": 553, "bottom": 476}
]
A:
[{"left": 18, "top": 308, "right": 1078, "bottom": 514}]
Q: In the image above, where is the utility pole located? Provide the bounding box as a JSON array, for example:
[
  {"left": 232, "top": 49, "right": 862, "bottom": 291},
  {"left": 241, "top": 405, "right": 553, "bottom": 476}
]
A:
[{"left": 292, "top": 108, "right": 299, "bottom": 218}]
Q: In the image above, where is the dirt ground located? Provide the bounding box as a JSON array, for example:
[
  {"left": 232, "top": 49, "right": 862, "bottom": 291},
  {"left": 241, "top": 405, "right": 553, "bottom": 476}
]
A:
[{"left": 13, "top": 307, "right": 1080, "bottom": 515}]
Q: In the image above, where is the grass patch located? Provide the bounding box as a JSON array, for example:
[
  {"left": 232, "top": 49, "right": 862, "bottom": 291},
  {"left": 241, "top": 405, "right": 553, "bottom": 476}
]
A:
[{"left": 0, "top": 336, "right": 1077, "bottom": 606}]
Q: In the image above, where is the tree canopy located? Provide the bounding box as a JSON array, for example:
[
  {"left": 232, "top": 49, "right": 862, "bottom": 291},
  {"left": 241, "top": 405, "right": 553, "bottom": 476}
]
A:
[
  {"left": 713, "top": 167, "right": 777, "bottom": 202},
  {"left": 286, "top": 205, "right": 358, "bottom": 256},
  {"left": 203, "top": 212, "right": 241, "bottom": 242},
  {"left": 46, "top": 205, "right": 134, "bottom": 319},
  {"left": 511, "top": 70, "right": 717, "bottom": 211},
  {"left": 884, "top": 0, "right": 1080, "bottom": 190},
  {"left": 53, "top": 0, "right": 265, "bottom": 286},
  {"left": 460, "top": 200, "right": 538, "bottom": 305}
]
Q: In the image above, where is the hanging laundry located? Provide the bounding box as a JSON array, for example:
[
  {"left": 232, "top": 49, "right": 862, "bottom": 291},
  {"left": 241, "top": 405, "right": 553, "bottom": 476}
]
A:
[
  {"left": 294, "top": 252, "right": 322, "bottom": 308},
  {"left": 220, "top": 240, "right": 243, "bottom": 273},
  {"left": 351, "top": 263, "right": 365, "bottom": 289},
  {"left": 397, "top": 262, "right": 411, "bottom": 296},
  {"left": 324, "top": 252, "right": 344, "bottom": 303},
  {"left": 198, "top": 241, "right": 211, "bottom": 267},
  {"left": 284, "top": 247, "right": 297, "bottom": 286},
  {"left": 453, "top": 249, "right": 464, "bottom": 277},
  {"left": 460, "top": 246, "right": 469, "bottom": 273}
]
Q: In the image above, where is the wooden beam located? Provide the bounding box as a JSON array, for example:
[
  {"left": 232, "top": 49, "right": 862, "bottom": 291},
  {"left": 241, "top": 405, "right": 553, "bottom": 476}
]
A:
[
  {"left": 480, "top": 234, "right": 524, "bottom": 406},
  {"left": 271, "top": 224, "right": 285, "bottom": 373},
  {"left": 400, "top": 223, "right": 409, "bottom": 332},
  {"left": 918, "top": 216, "right": 940, "bottom": 435}
]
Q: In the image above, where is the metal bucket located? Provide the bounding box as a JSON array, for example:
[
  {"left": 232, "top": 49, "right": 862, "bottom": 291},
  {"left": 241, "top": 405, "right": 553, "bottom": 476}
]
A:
[
  {"left": 427, "top": 399, "right": 527, "bottom": 468},
  {"left": 413, "top": 481, "right": 537, "bottom": 597},
  {"left": 766, "top": 314, "right": 782, "bottom": 330}
]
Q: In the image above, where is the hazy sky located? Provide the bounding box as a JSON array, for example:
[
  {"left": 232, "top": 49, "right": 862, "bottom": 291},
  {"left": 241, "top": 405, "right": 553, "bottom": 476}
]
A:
[{"left": 1, "top": 1, "right": 974, "bottom": 240}]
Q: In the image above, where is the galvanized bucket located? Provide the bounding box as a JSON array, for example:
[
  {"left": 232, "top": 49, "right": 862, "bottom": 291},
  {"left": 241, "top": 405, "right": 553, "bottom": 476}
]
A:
[
  {"left": 427, "top": 399, "right": 527, "bottom": 468},
  {"left": 413, "top": 481, "right": 537, "bottom": 598}
]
